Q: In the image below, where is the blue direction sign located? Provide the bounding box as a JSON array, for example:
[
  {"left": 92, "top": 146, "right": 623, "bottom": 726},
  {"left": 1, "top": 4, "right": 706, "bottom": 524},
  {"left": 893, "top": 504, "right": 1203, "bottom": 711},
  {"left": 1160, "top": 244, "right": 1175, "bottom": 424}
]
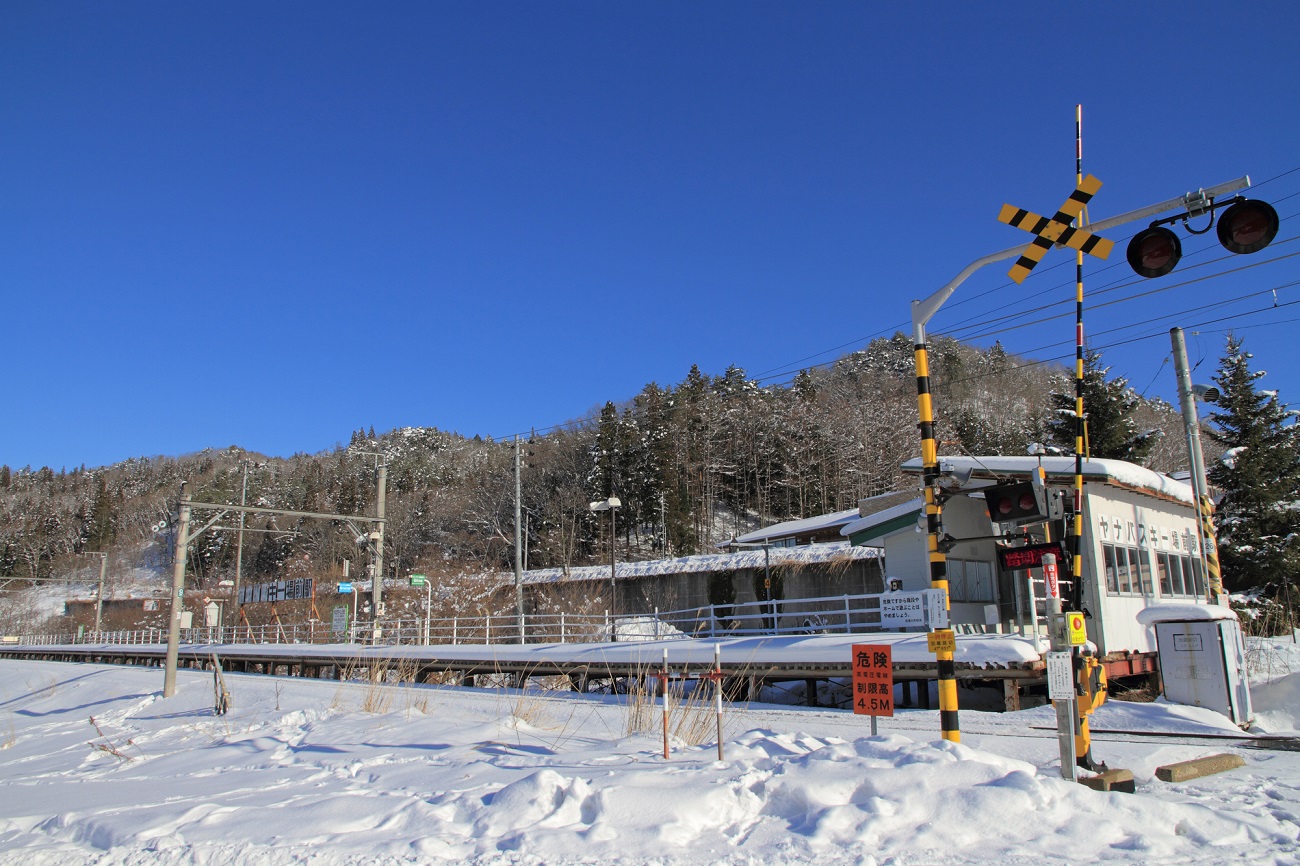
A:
[{"left": 337, "top": 582, "right": 354, "bottom": 594}]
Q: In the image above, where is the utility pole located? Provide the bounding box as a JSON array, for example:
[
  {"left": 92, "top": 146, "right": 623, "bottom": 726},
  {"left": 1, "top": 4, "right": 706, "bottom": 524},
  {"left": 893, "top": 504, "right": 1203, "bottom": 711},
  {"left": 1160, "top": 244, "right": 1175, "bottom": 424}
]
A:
[
  {"left": 372, "top": 460, "right": 387, "bottom": 642},
  {"left": 514, "top": 436, "right": 525, "bottom": 643},
  {"left": 84, "top": 551, "right": 108, "bottom": 634},
  {"left": 660, "top": 492, "right": 668, "bottom": 557},
  {"left": 1170, "top": 327, "right": 1224, "bottom": 601},
  {"left": 231, "top": 461, "right": 249, "bottom": 629},
  {"left": 163, "top": 484, "right": 191, "bottom": 698}
]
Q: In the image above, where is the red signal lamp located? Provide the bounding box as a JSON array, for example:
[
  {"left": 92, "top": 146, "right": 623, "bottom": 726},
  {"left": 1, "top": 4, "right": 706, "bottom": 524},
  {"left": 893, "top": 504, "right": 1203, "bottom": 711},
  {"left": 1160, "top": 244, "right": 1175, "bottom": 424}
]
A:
[
  {"left": 1216, "top": 198, "right": 1279, "bottom": 254},
  {"left": 1126, "top": 226, "right": 1182, "bottom": 278}
]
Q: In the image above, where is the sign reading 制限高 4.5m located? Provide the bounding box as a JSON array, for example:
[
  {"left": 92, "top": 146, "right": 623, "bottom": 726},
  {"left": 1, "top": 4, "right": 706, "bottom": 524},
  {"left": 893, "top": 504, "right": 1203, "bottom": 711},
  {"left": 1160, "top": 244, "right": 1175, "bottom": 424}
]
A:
[
  {"left": 238, "top": 578, "right": 314, "bottom": 605},
  {"left": 851, "top": 644, "right": 894, "bottom": 717}
]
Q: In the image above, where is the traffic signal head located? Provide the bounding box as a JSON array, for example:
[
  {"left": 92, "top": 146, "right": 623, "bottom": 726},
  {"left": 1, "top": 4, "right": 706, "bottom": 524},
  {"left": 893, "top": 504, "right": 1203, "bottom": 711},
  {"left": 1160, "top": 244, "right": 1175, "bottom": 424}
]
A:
[
  {"left": 1128, "top": 198, "right": 1279, "bottom": 279},
  {"left": 983, "top": 481, "right": 1048, "bottom": 527}
]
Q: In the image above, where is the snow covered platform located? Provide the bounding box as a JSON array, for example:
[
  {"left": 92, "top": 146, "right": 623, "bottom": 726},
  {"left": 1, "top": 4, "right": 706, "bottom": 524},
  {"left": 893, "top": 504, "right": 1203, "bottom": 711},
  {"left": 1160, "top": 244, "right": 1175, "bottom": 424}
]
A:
[{"left": 0, "top": 632, "right": 1054, "bottom": 710}]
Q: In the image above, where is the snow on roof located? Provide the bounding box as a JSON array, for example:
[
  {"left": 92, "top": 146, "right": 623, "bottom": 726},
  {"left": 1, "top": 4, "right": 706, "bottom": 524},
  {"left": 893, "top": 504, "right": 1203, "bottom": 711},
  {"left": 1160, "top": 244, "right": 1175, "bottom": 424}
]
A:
[
  {"left": 723, "top": 507, "right": 862, "bottom": 546},
  {"left": 1135, "top": 603, "right": 1237, "bottom": 626},
  {"left": 510, "top": 543, "right": 881, "bottom": 587},
  {"left": 840, "top": 497, "right": 925, "bottom": 541},
  {"left": 900, "top": 455, "right": 1194, "bottom": 505}
]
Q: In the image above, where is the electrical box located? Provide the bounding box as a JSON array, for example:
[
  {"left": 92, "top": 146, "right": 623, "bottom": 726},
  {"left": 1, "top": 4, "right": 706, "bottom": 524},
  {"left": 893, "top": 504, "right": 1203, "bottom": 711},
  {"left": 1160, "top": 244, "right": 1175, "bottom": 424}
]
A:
[{"left": 1154, "top": 617, "right": 1252, "bottom": 726}]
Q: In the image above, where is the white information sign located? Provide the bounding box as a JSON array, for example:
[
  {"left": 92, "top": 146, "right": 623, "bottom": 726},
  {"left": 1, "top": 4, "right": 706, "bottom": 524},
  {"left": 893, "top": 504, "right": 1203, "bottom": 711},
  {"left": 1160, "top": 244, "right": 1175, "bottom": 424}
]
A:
[
  {"left": 1044, "top": 559, "right": 1060, "bottom": 600},
  {"left": 1046, "top": 651, "right": 1075, "bottom": 701},
  {"left": 881, "top": 590, "right": 949, "bottom": 630},
  {"left": 880, "top": 593, "right": 927, "bottom": 629},
  {"left": 331, "top": 605, "right": 348, "bottom": 634},
  {"left": 924, "top": 589, "right": 949, "bottom": 629}
]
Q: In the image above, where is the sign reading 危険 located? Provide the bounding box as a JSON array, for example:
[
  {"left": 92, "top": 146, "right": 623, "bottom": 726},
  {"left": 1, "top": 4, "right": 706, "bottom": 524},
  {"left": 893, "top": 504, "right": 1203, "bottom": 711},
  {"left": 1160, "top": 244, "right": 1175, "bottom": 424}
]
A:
[{"left": 851, "top": 644, "right": 894, "bottom": 717}]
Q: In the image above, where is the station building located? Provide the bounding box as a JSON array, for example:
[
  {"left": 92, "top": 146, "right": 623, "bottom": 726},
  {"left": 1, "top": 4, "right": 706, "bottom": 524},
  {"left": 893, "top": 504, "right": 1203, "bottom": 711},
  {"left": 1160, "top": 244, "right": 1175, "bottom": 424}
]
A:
[{"left": 841, "top": 455, "right": 1217, "bottom": 658}]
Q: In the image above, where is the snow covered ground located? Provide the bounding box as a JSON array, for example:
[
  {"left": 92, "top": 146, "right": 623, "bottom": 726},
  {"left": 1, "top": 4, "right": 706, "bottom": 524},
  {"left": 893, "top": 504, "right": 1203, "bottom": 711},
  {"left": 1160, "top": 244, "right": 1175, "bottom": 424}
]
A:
[{"left": 2, "top": 645, "right": 1299, "bottom": 865}]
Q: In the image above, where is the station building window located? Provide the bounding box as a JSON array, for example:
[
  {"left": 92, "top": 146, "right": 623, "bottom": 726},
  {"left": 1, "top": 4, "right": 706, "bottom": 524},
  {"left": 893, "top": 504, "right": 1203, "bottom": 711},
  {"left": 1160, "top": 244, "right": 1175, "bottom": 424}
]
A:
[
  {"left": 948, "top": 558, "right": 995, "bottom": 603},
  {"left": 1156, "top": 550, "right": 1207, "bottom": 598},
  {"left": 1105, "top": 542, "right": 1205, "bottom": 598},
  {"left": 1102, "top": 543, "right": 1152, "bottom": 596}
]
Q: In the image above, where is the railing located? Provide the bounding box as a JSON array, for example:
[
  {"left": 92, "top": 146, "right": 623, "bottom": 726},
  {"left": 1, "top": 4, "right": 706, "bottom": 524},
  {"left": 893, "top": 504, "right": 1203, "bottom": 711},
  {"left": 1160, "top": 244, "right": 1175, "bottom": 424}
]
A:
[{"left": 8, "top": 590, "right": 903, "bottom": 648}]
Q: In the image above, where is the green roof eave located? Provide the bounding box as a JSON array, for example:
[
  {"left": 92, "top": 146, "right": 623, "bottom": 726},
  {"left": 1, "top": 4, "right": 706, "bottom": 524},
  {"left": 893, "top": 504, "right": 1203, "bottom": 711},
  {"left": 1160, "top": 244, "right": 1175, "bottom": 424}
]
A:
[{"left": 847, "top": 511, "right": 920, "bottom": 546}]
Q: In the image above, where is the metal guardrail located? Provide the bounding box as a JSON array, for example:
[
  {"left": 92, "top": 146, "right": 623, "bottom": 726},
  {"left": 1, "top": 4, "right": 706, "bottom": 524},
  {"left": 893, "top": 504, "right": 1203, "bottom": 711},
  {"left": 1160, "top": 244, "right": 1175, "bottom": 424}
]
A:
[{"left": 10, "top": 590, "right": 892, "bottom": 647}]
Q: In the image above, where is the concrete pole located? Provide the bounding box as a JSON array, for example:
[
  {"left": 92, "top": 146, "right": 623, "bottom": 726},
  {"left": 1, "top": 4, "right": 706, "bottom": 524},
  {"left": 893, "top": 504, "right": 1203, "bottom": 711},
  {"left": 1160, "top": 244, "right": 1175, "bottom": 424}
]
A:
[
  {"left": 1170, "top": 327, "right": 1224, "bottom": 601},
  {"left": 231, "top": 462, "right": 248, "bottom": 630},
  {"left": 514, "top": 436, "right": 525, "bottom": 643},
  {"left": 163, "top": 486, "right": 191, "bottom": 698},
  {"left": 372, "top": 461, "right": 387, "bottom": 642},
  {"left": 94, "top": 553, "right": 107, "bottom": 633}
]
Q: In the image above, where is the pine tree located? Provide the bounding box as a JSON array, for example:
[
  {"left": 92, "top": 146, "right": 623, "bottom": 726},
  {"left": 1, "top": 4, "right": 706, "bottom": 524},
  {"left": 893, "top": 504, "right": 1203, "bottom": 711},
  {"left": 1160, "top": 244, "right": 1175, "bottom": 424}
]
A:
[
  {"left": 1207, "top": 335, "right": 1300, "bottom": 591},
  {"left": 1047, "top": 346, "right": 1158, "bottom": 463}
]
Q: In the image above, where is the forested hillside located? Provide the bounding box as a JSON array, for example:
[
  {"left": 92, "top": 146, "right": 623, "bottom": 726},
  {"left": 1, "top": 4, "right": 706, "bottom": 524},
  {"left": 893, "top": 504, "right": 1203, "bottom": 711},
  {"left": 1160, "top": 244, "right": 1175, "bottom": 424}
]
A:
[{"left": 0, "top": 335, "right": 1189, "bottom": 595}]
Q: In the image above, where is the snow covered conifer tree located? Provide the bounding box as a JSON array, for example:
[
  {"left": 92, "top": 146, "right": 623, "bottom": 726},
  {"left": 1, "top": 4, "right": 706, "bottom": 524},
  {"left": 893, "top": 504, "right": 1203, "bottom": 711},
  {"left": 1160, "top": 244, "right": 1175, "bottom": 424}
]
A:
[
  {"left": 1207, "top": 335, "right": 1300, "bottom": 591},
  {"left": 1046, "top": 346, "right": 1157, "bottom": 464}
]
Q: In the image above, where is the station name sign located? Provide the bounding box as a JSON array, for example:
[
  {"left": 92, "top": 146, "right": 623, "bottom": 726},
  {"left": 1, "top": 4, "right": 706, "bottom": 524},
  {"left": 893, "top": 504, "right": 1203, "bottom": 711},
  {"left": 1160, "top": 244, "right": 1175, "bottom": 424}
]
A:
[
  {"left": 239, "top": 578, "right": 314, "bottom": 605},
  {"left": 996, "top": 542, "right": 1065, "bottom": 571}
]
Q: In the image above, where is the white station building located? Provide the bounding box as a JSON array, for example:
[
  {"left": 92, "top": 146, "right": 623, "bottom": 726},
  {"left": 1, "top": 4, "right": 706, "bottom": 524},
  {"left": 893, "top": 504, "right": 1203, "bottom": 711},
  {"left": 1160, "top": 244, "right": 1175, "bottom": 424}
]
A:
[{"left": 841, "top": 455, "right": 1219, "bottom": 659}]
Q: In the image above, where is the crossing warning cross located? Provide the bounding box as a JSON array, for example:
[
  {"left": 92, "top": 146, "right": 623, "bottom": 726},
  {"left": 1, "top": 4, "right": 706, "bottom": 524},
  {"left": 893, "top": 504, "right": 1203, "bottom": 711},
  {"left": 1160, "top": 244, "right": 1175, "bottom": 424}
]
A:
[{"left": 998, "top": 174, "right": 1115, "bottom": 283}]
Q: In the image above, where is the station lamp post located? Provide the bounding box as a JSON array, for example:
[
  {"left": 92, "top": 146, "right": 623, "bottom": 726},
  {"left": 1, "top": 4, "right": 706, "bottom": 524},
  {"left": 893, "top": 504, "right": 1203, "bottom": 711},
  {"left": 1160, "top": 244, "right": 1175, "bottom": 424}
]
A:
[{"left": 589, "top": 497, "right": 621, "bottom": 630}]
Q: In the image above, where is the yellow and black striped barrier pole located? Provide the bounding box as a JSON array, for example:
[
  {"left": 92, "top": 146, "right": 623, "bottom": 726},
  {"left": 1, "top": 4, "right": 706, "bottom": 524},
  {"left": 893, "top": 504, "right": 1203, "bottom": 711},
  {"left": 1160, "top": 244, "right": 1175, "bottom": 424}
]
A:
[
  {"left": 1170, "top": 325, "right": 1224, "bottom": 601},
  {"left": 1199, "top": 495, "right": 1223, "bottom": 598},
  {"left": 913, "top": 337, "right": 960, "bottom": 742},
  {"left": 1070, "top": 104, "right": 1098, "bottom": 771}
]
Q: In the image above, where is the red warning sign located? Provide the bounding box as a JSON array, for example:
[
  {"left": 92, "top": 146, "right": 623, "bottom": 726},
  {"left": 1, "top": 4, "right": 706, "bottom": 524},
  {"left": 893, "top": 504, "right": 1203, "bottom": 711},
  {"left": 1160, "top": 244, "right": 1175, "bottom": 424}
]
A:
[{"left": 851, "top": 644, "right": 894, "bottom": 717}]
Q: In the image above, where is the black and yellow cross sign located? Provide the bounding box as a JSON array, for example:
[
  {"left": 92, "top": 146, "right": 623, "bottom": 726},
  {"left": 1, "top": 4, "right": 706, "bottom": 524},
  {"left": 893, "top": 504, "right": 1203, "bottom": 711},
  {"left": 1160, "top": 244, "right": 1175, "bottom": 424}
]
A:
[{"left": 998, "top": 175, "right": 1114, "bottom": 283}]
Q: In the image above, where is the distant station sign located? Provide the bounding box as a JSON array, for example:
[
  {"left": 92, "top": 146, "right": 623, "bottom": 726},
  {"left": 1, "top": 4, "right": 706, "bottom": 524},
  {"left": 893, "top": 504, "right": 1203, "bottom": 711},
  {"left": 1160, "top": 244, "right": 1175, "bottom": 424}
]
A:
[
  {"left": 239, "top": 578, "right": 314, "bottom": 605},
  {"left": 851, "top": 644, "right": 894, "bottom": 717}
]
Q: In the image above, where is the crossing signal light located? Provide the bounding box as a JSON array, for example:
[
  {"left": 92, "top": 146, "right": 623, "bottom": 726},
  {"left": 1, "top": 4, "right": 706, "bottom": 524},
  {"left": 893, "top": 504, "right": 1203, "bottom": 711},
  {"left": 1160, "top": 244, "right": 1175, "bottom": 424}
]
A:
[
  {"left": 1216, "top": 198, "right": 1279, "bottom": 254},
  {"left": 983, "top": 481, "right": 1048, "bottom": 527},
  {"left": 1127, "top": 226, "right": 1182, "bottom": 278},
  {"left": 1127, "top": 198, "right": 1279, "bottom": 279}
]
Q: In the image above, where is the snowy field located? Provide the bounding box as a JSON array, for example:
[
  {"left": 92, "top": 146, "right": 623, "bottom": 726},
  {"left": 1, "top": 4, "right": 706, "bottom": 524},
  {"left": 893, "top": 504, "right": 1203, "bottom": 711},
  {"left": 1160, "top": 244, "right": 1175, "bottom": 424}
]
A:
[{"left": 1, "top": 645, "right": 1299, "bottom": 865}]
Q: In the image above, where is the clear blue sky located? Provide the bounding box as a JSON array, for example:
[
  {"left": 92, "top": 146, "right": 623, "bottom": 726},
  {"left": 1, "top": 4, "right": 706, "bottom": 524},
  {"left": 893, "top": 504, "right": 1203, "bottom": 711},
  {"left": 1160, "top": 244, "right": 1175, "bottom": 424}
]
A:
[{"left": 4, "top": 2, "right": 1298, "bottom": 471}]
